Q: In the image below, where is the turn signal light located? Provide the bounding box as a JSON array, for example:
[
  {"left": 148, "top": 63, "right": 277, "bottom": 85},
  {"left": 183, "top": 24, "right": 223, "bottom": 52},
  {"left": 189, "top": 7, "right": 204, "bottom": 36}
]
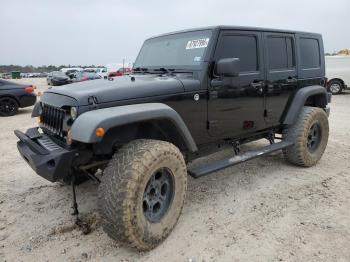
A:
[
  {"left": 66, "top": 129, "right": 73, "bottom": 145},
  {"left": 35, "top": 116, "right": 41, "bottom": 124},
  {"left": 95, "top": 127, "right": 105, "bottom": 137}
]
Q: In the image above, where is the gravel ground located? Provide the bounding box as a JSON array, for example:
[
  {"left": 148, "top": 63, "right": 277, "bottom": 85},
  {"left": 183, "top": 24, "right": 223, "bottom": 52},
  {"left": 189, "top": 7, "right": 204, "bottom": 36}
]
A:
[{"left": 1, "top": 78, "right": 350, "bottom": 262}]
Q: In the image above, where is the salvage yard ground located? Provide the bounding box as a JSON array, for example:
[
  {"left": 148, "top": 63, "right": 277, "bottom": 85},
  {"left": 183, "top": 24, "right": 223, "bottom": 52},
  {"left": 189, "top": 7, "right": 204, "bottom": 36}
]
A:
[{"left": 1, "top": 78, "right": 350, "bottom": 261}]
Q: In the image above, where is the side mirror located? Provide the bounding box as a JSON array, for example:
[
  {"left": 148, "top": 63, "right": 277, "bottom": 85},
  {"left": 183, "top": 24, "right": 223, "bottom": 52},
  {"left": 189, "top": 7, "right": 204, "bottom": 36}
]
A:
[{"left": 216, "top": 58, "right": 240, "bottom": 77}]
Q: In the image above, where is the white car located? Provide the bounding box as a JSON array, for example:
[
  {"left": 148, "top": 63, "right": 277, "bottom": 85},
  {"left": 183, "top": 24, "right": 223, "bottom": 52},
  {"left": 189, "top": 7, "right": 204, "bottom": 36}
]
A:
[
  {"left": 95, "top": 68, "right": 108, "bottom": 79},
  {"left": 326, "top": 56, "right": 350, "bottom": 94}
]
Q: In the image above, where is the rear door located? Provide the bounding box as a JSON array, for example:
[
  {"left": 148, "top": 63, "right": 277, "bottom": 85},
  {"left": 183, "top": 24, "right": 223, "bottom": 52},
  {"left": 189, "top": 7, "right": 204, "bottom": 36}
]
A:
[{"left": 263, "top": 32, "right": 298, "bottom": 125}]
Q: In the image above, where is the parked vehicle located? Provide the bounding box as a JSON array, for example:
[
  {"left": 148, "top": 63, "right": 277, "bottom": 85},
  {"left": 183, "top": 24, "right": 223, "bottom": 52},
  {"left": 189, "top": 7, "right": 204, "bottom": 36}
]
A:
[
  {"left": 47, "top": 71, "right": 71, "bottom": 86},
  {"left": 1, "top": 73, "right": 12, "bottom": 79},
  {"left": 108, "top": 67, "right": 131, "bottom": 77},
  {"left": 325, "top": 55, "right": 350, "bottom": 94},
  {"left": 95, "top": 67, "right": 108, "bottom": 79},
  {"left": 15, "top": 26, "right": 331, "bottom": 251},
  {"left": 71, "top": 72, "right": 101, "bottom": 82},
  {"left": 0, "top": 79, "right": 36, "bottom": 116},
  {"left": 60, "top": 67, "right": 83, "bottom": 75}
]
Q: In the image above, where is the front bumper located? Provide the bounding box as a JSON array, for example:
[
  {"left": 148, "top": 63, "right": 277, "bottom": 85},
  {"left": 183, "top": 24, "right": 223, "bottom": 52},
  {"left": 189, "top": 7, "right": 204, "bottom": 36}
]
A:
[
  {"left": 52, "top": 78, "right": 70, "bottom": 86},
  {"left": 15, "top": 127, "right": 77, "bottom": 182}
]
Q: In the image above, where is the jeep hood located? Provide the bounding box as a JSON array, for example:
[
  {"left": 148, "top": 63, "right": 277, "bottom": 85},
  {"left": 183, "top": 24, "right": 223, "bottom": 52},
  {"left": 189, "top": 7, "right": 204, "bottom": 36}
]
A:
[{"left": 42, "top": 75, "right": 185, "bottom": 106}]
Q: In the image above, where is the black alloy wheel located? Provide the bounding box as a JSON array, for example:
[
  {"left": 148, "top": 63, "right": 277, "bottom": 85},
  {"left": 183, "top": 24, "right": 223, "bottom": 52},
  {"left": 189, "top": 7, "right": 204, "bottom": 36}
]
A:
[
  {"left": 143, "top": 168, "right": 174, "bottom": 222},
  {"left": 307, "top": 123, "right": 321, "bottom": 153},
  {"left": 0, "top": 97, "right": 19, "bottom": 116}
]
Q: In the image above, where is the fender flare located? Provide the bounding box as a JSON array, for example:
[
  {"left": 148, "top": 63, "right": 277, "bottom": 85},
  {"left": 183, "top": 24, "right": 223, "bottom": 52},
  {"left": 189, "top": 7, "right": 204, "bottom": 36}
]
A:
[
  {"left": 71, "top": 103, "right": 198, "bottom": 152},
  {"left": 283, "top": 85, "right": 329, "bottom": 125}
]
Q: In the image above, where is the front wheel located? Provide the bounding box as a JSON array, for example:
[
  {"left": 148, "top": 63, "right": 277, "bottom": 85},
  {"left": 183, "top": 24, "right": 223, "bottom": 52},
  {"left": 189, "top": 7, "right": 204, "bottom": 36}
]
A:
[
  {"left": 98, "top": 139, "right": 187, "bottom": 251},
  {"left": 283, "top": 106, "right": 329, "bottom": 167}
]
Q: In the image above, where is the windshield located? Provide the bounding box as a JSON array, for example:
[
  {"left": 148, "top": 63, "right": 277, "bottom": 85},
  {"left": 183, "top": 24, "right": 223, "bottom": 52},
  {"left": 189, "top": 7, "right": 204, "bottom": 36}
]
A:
[{"left": 134, "top": 30, "right": 212, "bottom": 69}]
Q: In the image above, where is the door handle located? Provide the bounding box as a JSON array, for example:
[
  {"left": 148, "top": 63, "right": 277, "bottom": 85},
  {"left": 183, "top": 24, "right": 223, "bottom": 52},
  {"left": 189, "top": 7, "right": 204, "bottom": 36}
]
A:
[{"left": 286, "top": 77, "right": 297, "bottom": 83}]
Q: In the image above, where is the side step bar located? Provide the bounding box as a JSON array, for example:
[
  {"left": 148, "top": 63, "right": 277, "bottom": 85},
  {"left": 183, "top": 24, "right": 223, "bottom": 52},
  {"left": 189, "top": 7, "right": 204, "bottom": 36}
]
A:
[{"left": 188, "top": 141, "right": 293, "bottom": 178}]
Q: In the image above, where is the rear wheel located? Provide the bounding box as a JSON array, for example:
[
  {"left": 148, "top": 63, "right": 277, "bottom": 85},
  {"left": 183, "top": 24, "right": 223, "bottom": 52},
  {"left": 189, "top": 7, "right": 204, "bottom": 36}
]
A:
[
  {"left": 0, "top": 97, "right": 19, "bottom": 116},
  {"left": 283, "top": 106, "right": 329, "bottom": 167},
  {"left": 98, "top": 139, "right": 187, "bottom": 251},
  {"left": 327, "top": 79, "right": 343, "bottom": 95}
]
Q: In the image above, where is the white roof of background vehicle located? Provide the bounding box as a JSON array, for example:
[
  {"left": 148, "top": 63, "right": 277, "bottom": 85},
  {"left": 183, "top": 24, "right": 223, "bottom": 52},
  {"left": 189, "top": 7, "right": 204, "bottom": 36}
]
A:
[
  {"left": 60, "top": 67, "right": 84, "bottom": 73},
  {"left": 105, "top": 62, "right": 133, "bottom": 69}
]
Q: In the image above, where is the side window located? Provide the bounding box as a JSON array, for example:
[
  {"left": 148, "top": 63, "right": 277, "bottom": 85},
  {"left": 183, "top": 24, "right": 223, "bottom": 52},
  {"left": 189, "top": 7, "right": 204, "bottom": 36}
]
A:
[
  {"left": 215, "top": 34, "right": 258, "bottom": 72},
  {"left": 300, "top": 38, "right": 320, "bottom": 69},
  {"left": 266, "top": 36, "right": 295, "bottom": 70}
]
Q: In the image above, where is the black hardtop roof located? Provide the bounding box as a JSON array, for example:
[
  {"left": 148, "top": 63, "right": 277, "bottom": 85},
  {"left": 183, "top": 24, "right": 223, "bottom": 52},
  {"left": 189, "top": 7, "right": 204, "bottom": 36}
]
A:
[{"left": 147, "top": 25, "right": 321, "bottom": 40}]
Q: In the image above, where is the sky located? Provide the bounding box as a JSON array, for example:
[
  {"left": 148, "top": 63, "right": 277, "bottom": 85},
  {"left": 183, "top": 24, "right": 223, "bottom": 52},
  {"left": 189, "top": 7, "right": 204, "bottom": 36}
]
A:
[{"left": 0, "top": 0, "right": 349, "bottom": 66}]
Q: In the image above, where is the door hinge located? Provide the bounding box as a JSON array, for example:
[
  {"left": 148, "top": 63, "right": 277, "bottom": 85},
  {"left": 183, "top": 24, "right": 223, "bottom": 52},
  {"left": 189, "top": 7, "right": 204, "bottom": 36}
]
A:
[{"left": 264, "top": 109, "right": 267, "bottom": 117}]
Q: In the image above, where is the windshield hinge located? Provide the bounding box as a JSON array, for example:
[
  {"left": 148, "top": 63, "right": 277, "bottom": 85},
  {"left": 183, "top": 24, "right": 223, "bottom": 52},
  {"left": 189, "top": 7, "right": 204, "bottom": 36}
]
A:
[{"left": 88, "top": 96, "right": 98, "bottom": 109}]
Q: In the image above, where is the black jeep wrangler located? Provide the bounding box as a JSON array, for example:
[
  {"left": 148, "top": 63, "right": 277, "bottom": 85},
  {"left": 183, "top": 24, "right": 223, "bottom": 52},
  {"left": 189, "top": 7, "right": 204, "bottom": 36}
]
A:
[{"left": 15, "top": 26, "right": 331, "bottom": 251}]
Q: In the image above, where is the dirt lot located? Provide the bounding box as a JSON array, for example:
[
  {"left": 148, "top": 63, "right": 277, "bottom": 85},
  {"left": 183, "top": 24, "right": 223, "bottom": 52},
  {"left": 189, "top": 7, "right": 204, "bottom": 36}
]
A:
[{"left": 1, "top": 78, "right": 349, "bottom": 262}]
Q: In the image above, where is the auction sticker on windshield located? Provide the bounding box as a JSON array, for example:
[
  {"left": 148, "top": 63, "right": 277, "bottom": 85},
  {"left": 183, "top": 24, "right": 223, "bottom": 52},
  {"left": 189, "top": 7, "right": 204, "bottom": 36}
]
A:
[{"left": 186, "top": 38, "right": 210, "bottom": 49}]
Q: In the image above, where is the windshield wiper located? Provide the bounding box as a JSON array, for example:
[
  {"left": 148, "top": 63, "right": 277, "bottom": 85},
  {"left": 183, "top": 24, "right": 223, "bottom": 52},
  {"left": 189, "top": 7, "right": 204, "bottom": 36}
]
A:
[
  {"left": 153, "top": 67, "right": 175, "bottom": 75},
  {"left": 132, "top": 67, "right": 151, "bottom": 74}
]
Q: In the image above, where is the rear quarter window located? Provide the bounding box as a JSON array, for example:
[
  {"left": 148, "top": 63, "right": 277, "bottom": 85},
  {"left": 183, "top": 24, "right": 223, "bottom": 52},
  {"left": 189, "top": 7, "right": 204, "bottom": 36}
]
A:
[{"left": 300, "top": 38, "right": 321, "bottom": 69}]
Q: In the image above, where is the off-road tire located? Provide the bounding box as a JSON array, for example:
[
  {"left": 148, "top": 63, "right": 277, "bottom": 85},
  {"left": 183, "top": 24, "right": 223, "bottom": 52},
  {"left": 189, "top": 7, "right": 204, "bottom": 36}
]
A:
[
  {"left": 327, "top": 79, "right": 343, "bottom": 95},
  {"left": 283, "top": 106, "right": 329, "bottom": 167},
  {"left": 98, "top": 139, "right": 187, "bottom": 251}
]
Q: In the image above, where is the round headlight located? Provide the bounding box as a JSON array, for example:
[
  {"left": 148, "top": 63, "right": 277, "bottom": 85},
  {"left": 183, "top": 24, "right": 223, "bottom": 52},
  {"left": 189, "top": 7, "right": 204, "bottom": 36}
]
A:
[{"left": 70, "top": 107, "right": 78, "bottom": 120}]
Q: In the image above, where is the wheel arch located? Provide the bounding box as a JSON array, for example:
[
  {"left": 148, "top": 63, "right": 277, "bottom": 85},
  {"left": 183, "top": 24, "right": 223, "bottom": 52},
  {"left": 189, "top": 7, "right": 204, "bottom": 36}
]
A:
[
  {"left": 71, "top": 103, "right": 198, "bottom": 154},
  {"left": 283, "top": 85, "right": 329, "bottom": 125},
  {"left": 327, "top": 78, "right": 345, "bottom": 87},
  {"left": 0, "top": 95, "right": 20, "bottom": 105},
  {"left": 93, "top": 119, "right": 196, "bottom": 155}
]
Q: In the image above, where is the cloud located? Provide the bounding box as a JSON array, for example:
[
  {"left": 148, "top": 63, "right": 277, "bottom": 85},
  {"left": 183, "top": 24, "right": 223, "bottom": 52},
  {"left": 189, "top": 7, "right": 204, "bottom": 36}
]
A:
[{"left": 0, "top": 0, "right": 349, "bottom": 66}]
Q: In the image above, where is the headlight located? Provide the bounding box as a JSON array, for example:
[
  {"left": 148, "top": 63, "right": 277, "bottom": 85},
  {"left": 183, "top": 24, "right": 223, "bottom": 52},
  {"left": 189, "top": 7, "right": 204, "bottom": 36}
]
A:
[{"left": 70, "top": 107, "right": 78, "bottom": 120}]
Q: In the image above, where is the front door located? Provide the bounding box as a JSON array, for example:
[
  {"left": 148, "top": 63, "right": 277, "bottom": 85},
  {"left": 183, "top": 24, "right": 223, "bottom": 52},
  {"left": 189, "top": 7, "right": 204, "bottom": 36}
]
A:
[{"left": 208, "top": 30, "right": 266, "bottom": 138}]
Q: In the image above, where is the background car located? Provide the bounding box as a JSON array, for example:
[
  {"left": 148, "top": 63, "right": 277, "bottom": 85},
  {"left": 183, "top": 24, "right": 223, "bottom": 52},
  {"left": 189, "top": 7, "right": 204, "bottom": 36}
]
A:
[
  {"left": 47, "top": 71, "right": 71, "bottom": 86},
  {"left": 325, "top": 55, "right": 350, "bottom": 94},
  {"left": 71, "top": 71, "right": 101, "bottom": 82},
  {"left": 108, "top": 67, "right": 131, "bottom": 77},
  {"left": 0, "top": 79, "right": 37, "bottom": 116},
  {"left": 95, "top": 67, "right": 108, "bottom": 78},
  {"left": 1, "top": 73, "right": 12, "bottom": 79}
]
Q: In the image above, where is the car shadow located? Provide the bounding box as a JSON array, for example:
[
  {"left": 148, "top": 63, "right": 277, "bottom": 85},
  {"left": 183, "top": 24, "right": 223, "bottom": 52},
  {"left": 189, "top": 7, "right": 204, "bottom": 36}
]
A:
[{"left": 17, "top": 108, "right": 33, "bottom": 115}]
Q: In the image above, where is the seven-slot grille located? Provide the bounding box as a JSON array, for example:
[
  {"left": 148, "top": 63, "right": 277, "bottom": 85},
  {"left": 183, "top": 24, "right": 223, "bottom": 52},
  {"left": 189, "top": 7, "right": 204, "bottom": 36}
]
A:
[{"left": 41, "top": 104, "right": 66, "bottom": 137}]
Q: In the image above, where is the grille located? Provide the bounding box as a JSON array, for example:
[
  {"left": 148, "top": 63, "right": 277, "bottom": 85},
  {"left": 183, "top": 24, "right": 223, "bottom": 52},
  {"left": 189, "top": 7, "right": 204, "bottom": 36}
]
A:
[{"left": 41, "top": 104, "right": 66, "bottom": 137}]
